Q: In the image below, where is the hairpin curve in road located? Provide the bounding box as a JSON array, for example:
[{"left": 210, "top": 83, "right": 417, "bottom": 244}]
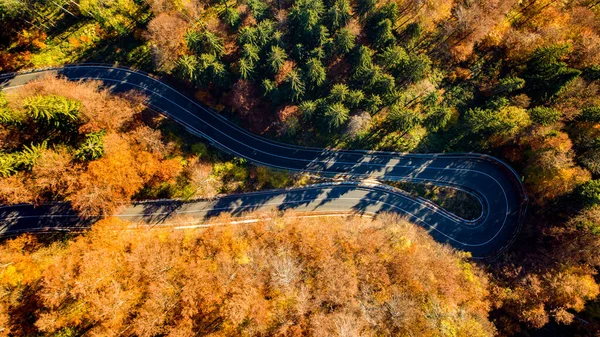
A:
[{"left": 0, "top": 65, "right": 528, "bottom": 259}]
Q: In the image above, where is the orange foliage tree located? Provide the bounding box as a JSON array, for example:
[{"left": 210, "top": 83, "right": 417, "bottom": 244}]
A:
[
  {"left": 523, "top": 128, "right": 591, "bottom": 202},
  {"left": 0, "top": 77, "right": 191, "bottom": 214},
  {"left": 0, "top": 213, "right": 495, "bottom": 337}
]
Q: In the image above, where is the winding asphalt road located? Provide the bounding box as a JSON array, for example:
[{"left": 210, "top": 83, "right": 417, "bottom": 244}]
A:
[{"left": 0, "top": 65, "right": 528, "bottom": 258}]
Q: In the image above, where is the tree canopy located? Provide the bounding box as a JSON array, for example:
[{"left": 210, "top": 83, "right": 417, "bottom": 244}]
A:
[{"left": 0, "top": 213, "right": 495, "bottom": 337}]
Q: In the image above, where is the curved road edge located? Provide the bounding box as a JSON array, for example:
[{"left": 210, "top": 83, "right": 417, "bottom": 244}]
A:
[{"left": 0, "top": 64, "right": 529, "bottom": 259}]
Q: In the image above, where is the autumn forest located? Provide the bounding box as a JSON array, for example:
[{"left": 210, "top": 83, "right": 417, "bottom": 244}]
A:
[{"left": 2, "top": 0, "right": 600, "bottom": 336}]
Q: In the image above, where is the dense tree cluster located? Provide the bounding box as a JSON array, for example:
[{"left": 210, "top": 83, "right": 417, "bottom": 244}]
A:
[
  {"left": 0, "top": 213, "right": 494, "bottom": 337},
  {"left": 0, "top": 77, "right": 181, "bottom": 214},
  {"left": 141, "top": 0, "right": 445, "bottom": 148}
]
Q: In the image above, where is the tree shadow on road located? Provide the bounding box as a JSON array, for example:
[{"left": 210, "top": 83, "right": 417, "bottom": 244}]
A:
[{"left": 0, "top": 203, "right": 97, "bottom": 237}]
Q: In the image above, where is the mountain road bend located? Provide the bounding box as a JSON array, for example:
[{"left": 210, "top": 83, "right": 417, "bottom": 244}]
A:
[{"left": 0, "top": 65, "right": 528, "bottom": 258}]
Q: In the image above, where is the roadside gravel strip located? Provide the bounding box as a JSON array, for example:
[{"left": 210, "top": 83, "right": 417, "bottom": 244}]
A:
[{"left": 0, "top": 65, "right": 528, "bottom": 258}]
